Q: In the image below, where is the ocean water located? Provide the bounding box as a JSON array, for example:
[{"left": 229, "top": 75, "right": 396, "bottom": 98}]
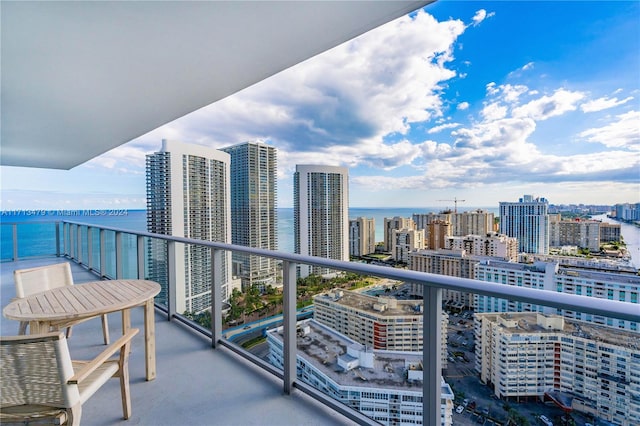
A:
[
  {"left": 1, "top": 207, "right": 497, "bottom": 259},
  {"left": 8, "top": 207, "right": 638, "bottom": 268}
]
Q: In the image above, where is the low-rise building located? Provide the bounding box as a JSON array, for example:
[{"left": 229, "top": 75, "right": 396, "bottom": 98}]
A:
[
  {"left": 313, "top": 289, "right": 448, "bottom": 367},
  {"left": 474, "top": 312, "right": 640, "bottom": 426},
  {"left": 445, "top": 232, "right": 517, "bottom": 261},
  {"left": 267, "top": 319, "right": 454, "bottom": 426}
]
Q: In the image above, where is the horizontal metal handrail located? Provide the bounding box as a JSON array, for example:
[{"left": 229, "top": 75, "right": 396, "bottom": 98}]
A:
[{"left": 63, "top": 220, "right": 640, "bottom": 323}]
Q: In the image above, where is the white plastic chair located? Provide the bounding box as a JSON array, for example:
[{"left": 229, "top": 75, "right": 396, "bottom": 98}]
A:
[{"left": 13, "top": 262, "right": 110, "bottom": 344}]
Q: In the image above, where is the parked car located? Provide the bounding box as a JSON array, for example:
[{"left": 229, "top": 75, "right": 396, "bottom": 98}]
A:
[
  {"left": 456, "top": 405, "right": 464, "bottom": 414},
  {"left": 462, "top": 398, "right": 469, "bottom": 407}
]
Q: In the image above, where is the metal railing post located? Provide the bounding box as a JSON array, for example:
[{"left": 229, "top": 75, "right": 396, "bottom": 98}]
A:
[
  {"left": 115, "top": 231, "right": 123, "bottom": 279},
  {"left": 283, "top": 260, "right": 297, "bottom": 394},
  {"left": 76, "top": 225, "right": 83, "bottom": 264},
  {"left": 211, "top": 249, "right": 223, "bottom": 348},
  {"left": 87, "top": 227, "right": 93, "bottom": 268},
  {"left": 137, "top": 235, "right": 145, "bottom": 279},
  {"left": 55, "top": 222, "right": 60, "bottom": 257},
  {"left": 167, "top": 240, "right": 177, "bottom": 321},
  {"left": 423, "top": 285, "right": 442, "bottom": 426},
  {"left": 99, "top": 229, "right": 106, "bottom": 278},
  {"left": 12, "top": 224, "right": 18, "bottom": 261}
]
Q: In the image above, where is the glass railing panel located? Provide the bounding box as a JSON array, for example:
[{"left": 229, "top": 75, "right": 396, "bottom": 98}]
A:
[
  {"left": 102, "top": 230, "right": 116, "bottom": 279},
  {"left": 78, "top": 225, "right": 88, "bottom": 264},
  {"left": 0, "top": 222, "right": 58, "bottom": 260},
  {"left": 144, "top": 236, "right": 168, "bottom": 309},
  {"left": 90, "top": 228, "right": 100, "bottom": 273},
  {"left": 120, "top": 232, "right": 139, "bottom": 279}
]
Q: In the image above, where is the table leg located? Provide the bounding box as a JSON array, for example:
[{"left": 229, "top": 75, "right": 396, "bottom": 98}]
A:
[
  {"left": 144, "top": 298, "right": 156, "bottom": 381},
  {"left": 29, "top": 321, "right": 50, "bottom": 334}
]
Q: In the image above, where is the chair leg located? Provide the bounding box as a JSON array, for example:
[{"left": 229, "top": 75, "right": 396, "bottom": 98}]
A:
[
  {"left": 101, "top": 314, "right": 110, "bottom": 345},
  {"left": 119, "top": 340, "right": 132, "bottom": 419},
  {"left": 18, "top": 321, "right": 27, "bottom": 335},
  {"left": 68, "top": 403, "right": 82, "bottom": 426}
]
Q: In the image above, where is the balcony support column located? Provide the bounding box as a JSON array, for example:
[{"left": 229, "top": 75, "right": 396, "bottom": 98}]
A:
[
  {"left": 282, "top": 260, "right": 297, "bottom": 395},
  {"left": 76, "top": 225, "right": 83, "bottom": 265},
  {"left": 423, "top": 285, "right": 442, "bottom": 426},
  {"left": 211, "top": 248, "right": 223, "bottom": 348}
]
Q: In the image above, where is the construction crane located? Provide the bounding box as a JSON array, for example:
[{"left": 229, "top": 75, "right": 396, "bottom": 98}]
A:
[{"left": 437, "top": 197, "right": 466, "bottom": 213}]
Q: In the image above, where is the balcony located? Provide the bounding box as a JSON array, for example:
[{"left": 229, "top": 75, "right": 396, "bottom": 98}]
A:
[{"left": 2, "top": 220, "right": 639, "bottom": 426}]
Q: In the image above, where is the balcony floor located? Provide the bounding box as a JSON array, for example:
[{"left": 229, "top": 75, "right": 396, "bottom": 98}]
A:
[{"left": 1, "top": 256, "right": 358, "bottom": 426}]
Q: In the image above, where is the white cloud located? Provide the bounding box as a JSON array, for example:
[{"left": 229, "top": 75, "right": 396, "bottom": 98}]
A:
[
  {"left": 471, "top": 9, "right": 495, "bottom": 27},
  {"left": 579, "top": 111, "right": 640, "bottom": 150},
  {"left": 480, "top": 102, "right": 508, "bottom": 121},
  {"left": 580, "top": 96, "right": 634, "bottom": 113},
  {"left": 457, "top": 102, "right": 470, "bottom": 110},
  {"left": 512, "top": 89, "right": 586, "bottom": 120},
  {"left": 522, "top": 62, "right": 534, "bottom": 71},
  {"left": 427, "top": 122, "right": 461, "bottom": 134}
]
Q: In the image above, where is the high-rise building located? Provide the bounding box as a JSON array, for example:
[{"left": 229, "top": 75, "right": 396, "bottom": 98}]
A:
[
  {"left": 146, "top": 139, "right": 232, "bottom": 313},
  {"left": 426, "top": 220, "right": 450, "bottom": 250},
  {"left": 349, "top": 217, "right": 376, "bottom": 257},
  {"left": 221, "top": 141, "right": 278, "bottom": 291},
  {"left": 474, "top": 312, "right": 640, "bottom": 426},
  {"left": 499, "top": 194, "right": 549, "bottom": 254},
  {"left": 294, "top": 165, "right": 349, "bottom": 278}
]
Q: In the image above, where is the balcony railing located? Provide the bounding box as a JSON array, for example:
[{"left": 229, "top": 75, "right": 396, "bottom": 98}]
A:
[{"left": 2, "top": 219, "right": 639, "bottom": 426}]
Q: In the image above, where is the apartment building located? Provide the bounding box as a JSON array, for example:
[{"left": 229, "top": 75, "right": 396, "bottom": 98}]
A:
[
  {"left": 475, "top": 260, "right": 640, "bottom": 331},
  {"left": 408, "top": 249, "right": 478, "bottom": 309},
  {"left": 313, "top": 289, "right": 448, "bottom": 366},
  {"left": 221, "top": 141, "right": 278, "bottom": 291},
  {"left": 445, "top": 232, "right": 518, "bottom": 261},
  {"left": 391, "top": 228, "right": 425, "bottom": 263},
  {"left": 267, "top": 319, "right": 454, "bottom": 426},
  {"left": 600, "top": 222, "right": 621, "bottom": 243},
  {"left": 294, "top": 165, "right": 349, "bottom": 278},
  {"left": 548, "top": 215, "right": 600, "bottom": 251},
  {"left": 449, "top": 209, "right": 495, "bottom": 236},
  {"left": 146, "top": 139, "right": 233, "bottom": 313},
  {"left": 349, "top": 217, "right": 376, "bottom": 257},
  {"left": 499, "top": 194, "right": 549, "bottom": 254},
  {"left": 474, "top": 312, "right": 640, "bottom": 426},
  {"left": 426, "top": 220, "right": 450, "bottom": 250},
  {"left": 384, "top": 217, "right": 416, "bottom": 252}
]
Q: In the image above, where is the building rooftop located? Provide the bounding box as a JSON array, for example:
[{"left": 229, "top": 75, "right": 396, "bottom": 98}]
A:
[
  {"left": 269, "top": 319, "right": 453, "bottom": 397},
  {"left": 479, "top": 312, "right": 640, "bottom": 351},
  {"left": 314, "top": 289, "right": 424, "bottom": 317}
]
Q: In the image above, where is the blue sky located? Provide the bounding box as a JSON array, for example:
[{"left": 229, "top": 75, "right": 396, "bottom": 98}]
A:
[{"left": 1, "top": 1, "right": 639, "bottom": 210}]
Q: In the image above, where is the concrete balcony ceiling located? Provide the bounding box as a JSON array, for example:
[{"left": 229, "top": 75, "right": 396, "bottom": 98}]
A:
[{"left": 1, "top": 1, "right": 431, "bottom": 169}]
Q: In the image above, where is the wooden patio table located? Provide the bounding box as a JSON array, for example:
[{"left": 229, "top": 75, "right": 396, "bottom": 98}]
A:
[{"left": 3, "top": 279, "right": 161, "bottom": 380}]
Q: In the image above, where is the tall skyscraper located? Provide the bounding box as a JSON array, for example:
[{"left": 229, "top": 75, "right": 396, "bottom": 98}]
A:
[
  {"left": 146, "top": 139, "right": 232, "bottom": 313},
  {"left": 349, "top": 217, "right": 376, "bottom": 257},
  {"left": 499, "top": 194, "right": 549, "bottom": 254},
  {"left": 294, "top": 165, "right": 349, "bottom": 278},
  {"left": 221, "top": 141, "right": 278, "bottom": 291}
]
